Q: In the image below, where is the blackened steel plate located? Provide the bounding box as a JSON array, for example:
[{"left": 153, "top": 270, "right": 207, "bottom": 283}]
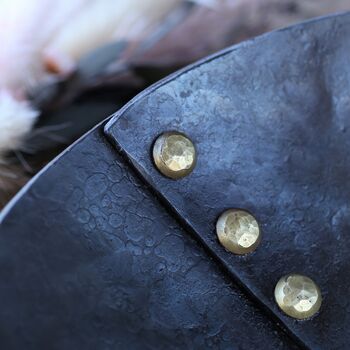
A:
[
  {"left": 106, "top": 12, "right": 350, "bottom": 350},
  {"left": 0, "top": 126, "right": 299, "bottom": 349}
]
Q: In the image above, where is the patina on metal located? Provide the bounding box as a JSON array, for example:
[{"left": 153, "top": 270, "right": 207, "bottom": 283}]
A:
[
  {"left": 0, "top": 12, "right": 350, "bottom": 350},
  {"left": 216, "top": 209, "right": 261, "bottom": 255},
  {"left": 106, "top": 12, "right": 350, "bottom": 349},
  {"left": 275, "top": 274, "right": 322, "bottom": 320},
  {"left": 152, "top": 131, "right": 196, "bottom": 179}
]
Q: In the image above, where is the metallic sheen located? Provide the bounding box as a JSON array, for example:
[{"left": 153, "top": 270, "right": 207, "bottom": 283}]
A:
[
  {"left": 274, "top": 274, "right": 322, "bottom": 320},
  {"left": 152, "top": 132, "right": 196, "bottom": 179},
  {"left": 216, "top": 209, "right": 261, "bottom": 255}
]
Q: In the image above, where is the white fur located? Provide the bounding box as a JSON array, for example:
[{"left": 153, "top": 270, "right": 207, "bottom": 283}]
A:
[
  {"left": 0, "top": 90, "right": 38, "bottom": 155},
  {"left": 43, "top": 0, "right": 181, "bottom": 73},
  {"left": 0, "top": 0, "right": 181, "bottom": 161},
  {"left": 0, "top": 0, "right": 214, "bottom": 200}
]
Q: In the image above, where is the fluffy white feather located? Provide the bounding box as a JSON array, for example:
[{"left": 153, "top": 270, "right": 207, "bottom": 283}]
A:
[
  {"left": 0, "top": 90, "right": 38, "bottom": 155},
  {"left": 43, "top": 0, "right": 181, "bottom": 74},
  {"left": 0, "top": 0, "right": 183, "bottom": 202}
]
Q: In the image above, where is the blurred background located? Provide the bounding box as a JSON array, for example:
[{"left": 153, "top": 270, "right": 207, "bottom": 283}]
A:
[{"left": 1, "top": 0, "right": 350, "bottom": 208}]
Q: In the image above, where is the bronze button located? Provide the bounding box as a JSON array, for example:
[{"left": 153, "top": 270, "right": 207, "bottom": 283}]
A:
[
  {"left": 274, "top": 274, "right": 322, "bottom": 319},
  {"left": 152, "top": 132, "right": 196, "bottom": 179},
  {"left": 216, "top": 209, "right": 261, "bottom": 255}
]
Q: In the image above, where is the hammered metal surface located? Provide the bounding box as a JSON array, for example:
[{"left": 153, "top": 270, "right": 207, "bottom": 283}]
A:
[
  {"left": 106, "top": 13, "right": 350, "bottom": 349},
  {"left": 275, "top": 274, "right": 322, "bottom": 320},
  {"left": 216, "top": 209, "right": 261, "bottom": 255},
  {"left": 153, "top": 131, "right": 196, "bottom": 179},
  {"left": 0, "top": 127, "right": 299, "bottom": 349}
]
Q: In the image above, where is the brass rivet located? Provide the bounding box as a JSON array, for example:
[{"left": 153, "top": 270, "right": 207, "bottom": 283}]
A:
[
  {"left": 152, "top": 131, "right": 196, "bottom": 179},
  {"left": 274, "top": 274, "right": 322, "bottom": 319},
  {"left": 216, "top": 209, "right": 261, "bottom": 255}
]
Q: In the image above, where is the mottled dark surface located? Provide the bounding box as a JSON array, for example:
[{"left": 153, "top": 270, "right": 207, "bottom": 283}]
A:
[
  {"left": 106, "top": 13, "right": 350, "bottom": 350},
  {"left": 0, "top": 128, "right": 299, "bottom": 349}
]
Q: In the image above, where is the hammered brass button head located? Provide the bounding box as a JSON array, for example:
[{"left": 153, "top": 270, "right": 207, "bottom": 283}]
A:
[
  {"left": 152, "top": 131, "right": 196, "bottom": 179},
  {"left": 216, "top": 209, "right": 261, "bottom": 255},
  {"left": 274, "top": 274, "right": 322, "bottom": 319}
]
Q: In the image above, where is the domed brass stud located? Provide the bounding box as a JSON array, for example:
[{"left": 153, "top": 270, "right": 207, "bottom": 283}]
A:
[
  {"left": 152, "top": 131, "right": 196, "bottom": 179},
  {"left": 274, "top": 274, "right": 322, "bottom": 320},
  {"left": 216, "top": 209, "right": 261, "bottom": 255}
]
